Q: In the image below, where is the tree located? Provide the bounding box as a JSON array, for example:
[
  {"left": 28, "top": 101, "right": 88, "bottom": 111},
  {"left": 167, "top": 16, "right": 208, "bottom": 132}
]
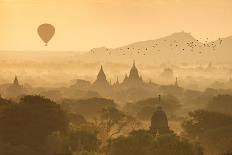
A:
[
  {"left": 147, "top": 135, "right": 203, "bottom": 155},
  {"left": 68, "top": 129, "right": 100, "bottom": 154},
  {"left": 221, "top": 152, "right": 232, "bottom": 155},
  {"left": 44, "top": 125, "right": 100, "bottom": 155},
  {"left": 126, "top": 115, "right": 142, "bottom": 132},
  {"left": 0, "top": 95, "right": 68, "bottom": 150},
  {"left": 182, "top": 110, "right": 232, "bottom": 155},
  {"left": 96, "top": 107, "right": 133, "bottom": 154},
  {"left": 0, "top": 143, "right": 36, "bottom": 155},
  {"left": 98, "top": 107, "right": 129, "bottom": 140},
  {"left": 0, "top": 97, "right": 14, "bottom": 105},
  {"left": 68, "top": 113, "right": 87, "bottom": 127},
  {"left": 0, "top": 97, "right": 14, "bottom": 114},
  {"left": 78, "top": 150, "right": 103, "bottom": 155},
  {"left": 208, "top": 94, "right": 232, "bottom": 115},
  {"left": 124, "top": 95, "right": 181, "bottom": 119},
  {"left": 44, "top": 131, "right": 70, "bottom": 155},
  {"left": 61, "top": 98, "right": 116, "bottom": 120},
  {"left": 110, "top": 130, "right": 153, "bottom": 155},
  {"left": 110, "top": 130, "right": 203, "bottom": 155},
  {"left": 137, "top": 106, "right": 156, "bottom": 121}
]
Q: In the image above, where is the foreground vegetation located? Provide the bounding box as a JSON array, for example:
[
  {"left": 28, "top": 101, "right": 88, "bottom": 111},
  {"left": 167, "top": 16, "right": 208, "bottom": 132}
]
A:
[{"left": 0, "top": 95, "right": 231, "bottom": 155}]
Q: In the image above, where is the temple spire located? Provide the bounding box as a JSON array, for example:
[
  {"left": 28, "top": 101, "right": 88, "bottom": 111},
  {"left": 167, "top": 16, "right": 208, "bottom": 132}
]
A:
[
  {"left": 175, "top": 77, "right": 179, "bottom": 87},
  {"left": 13, "top": 76, "right": 19, "bottom": 86},
  {"left": 150, "top": 95, "right": 172, "bottom": 135},
  {"left": 97, "top": 65, "right": 106, "bottom": 81},
  {"left": 158, "top": 94, "right": 161, "bottom": 105},
  {"left": 129, "top": 60, "right": 140, "bottom": 80},
  {"left": 100, "top": 65, "right": 104, "bottom": 73},
  {"left": 116, "top": 76, "right": 119, "bottom": 85},
  {"left": 93, "top": 65, "right": 109, "bottom": 88}
]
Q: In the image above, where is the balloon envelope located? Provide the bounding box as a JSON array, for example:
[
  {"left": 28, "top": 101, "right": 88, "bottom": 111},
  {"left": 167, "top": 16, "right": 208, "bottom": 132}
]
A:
[{"left": 37, "top": 24, "right": 55, "bottom": 46}]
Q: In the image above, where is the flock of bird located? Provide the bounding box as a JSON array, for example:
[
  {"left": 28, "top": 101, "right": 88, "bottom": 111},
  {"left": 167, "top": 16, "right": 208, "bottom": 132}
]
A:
[{"left": 90, "top": 37, "right": 223, "bottom": 56}]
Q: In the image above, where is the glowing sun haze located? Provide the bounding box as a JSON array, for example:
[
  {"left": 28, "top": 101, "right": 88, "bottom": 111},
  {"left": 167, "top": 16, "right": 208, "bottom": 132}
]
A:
[{"left": 0, "top": 0, "right": 232, "bottom": 51}]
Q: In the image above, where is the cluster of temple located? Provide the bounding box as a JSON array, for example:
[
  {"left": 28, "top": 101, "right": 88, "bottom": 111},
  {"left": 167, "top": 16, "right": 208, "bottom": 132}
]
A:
[
  {"left": 0, "top": 63, "right": 173, "bottom": 136},
  {"left": 92, "top": 61, "right": 149, "bottom": 90},
  {"left": 92, "top": 63, "right": 174, "bottom": 135},
  {"left": 91, "top": 60, "right": 181, "bottom": 91}
]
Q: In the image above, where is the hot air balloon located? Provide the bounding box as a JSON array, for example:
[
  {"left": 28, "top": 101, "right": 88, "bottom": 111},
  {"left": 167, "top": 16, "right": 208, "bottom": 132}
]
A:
[{"left": 37, "top": 24, "right": 55, "bottom": 46}]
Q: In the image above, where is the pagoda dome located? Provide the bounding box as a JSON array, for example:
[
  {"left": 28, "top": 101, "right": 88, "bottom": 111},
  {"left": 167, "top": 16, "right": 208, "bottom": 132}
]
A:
[{"left": 150, "top": 106, "right": 171, "bottom": 135}]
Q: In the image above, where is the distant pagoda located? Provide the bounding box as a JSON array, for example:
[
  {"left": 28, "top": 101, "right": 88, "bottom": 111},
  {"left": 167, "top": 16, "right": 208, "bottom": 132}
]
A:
[
  {"left": 150, "top": 95, "right": 173, "bottom": 135},
  {"left": 92, "top": 61, "right": 148, "bottom": 89},
  {"left": 10, "top": 76, "right": 22, "bottom": 90},
  {"left": 122, "top": 60, "right": 144, "bottom": 87},
  {"left": 5, "top": 76, "right": 26, "bottom": 98},
  {"left": 92, "top": 65, "right": 110, "bottom": 88},
  {"left": 129, "top": 60, "right": 140, "bottom": 80}
]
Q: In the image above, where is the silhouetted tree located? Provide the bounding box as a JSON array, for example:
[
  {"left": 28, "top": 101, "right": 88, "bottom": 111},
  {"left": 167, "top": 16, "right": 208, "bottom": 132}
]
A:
[
  {"left": 45, "top": 132, "right": 70, "bottom": 155},
  {"left": 0, "top": 95, "right": 68, "bottom": 150},
  {"left": 96, "top": 107, "right": 133, "bottom": 154},
  {"left": 110, "top": 130, "right": 153, "bottom": 155},
  {"left": 221, "top": 152, "right": 232, "bottom": 155},
  {"left": 68, "top": 113, "right": 87, "bottom": 127},
  {"left": 98, "top": 107, "right": 129, "bottom": 140},
  {"left": 126, "top": 115, "right": 142, "bottom": 131},
  {"left": 68, "top": 129, "right": 100, "bottom": 154},
  {"left": 125, "top": 95, "right": 181, "bottom": 119},
  {"left": 0, "top": 97, "right": 15, "bottom": 114},
  {"left": 182, "top": 110, "right": 232, "bottom": 154},
  {"left": 147, "top": 135, "right": 203, "bottom": 155},
  {"left": 110, "top": 130, "right": 202, "bottom": 155},
  {"left": 78, "top": 150, "right": 102, "bottom": 155},
  {"left": 61, "top": 98, "right": 116, "bottom": 119},
  {"left": 0, "top": 143, "right": 36, "bottom": 155},
  {"left": 208, "top": 94, "right": 232, "bottom": 115},
  {"left": 0, "top": 97, "right": 14, "bottom": 105},
  {"left": 137, "top": 106, "right": 156, "bottom": 121}
]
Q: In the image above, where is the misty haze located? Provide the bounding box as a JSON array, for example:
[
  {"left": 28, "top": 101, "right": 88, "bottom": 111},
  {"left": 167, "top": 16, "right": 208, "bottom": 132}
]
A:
[{"left": 1, "top": 0, "right": 232, "bottom": 155}]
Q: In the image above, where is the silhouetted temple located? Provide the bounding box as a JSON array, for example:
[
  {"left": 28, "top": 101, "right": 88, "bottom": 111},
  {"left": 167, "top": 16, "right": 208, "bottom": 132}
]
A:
[
  {"left": 150, "top": 106, "right": 172, "bottom": 135},
  {"left": 92, "top": 61, "right": 155, "bottom": 91},
  {"left": 92, "top": 66, "right": 110, "bottom": 88},
  {"left": 121, "top": 61, "right": 144, "bottom": 87},
  {"left": 5, "top": 76, "right": 26, "bottom": 98},
  {"left": 13, "top": 76, "right": 19, "bottom": 86},
  {"left": 150, "top": 106, "right": 171, "bottom": 135}
]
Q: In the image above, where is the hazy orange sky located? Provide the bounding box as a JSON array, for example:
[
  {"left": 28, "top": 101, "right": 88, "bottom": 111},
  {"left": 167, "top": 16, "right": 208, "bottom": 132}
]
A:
[{"left": 0, "top": 0, "right": 232, "bottom": 51}]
